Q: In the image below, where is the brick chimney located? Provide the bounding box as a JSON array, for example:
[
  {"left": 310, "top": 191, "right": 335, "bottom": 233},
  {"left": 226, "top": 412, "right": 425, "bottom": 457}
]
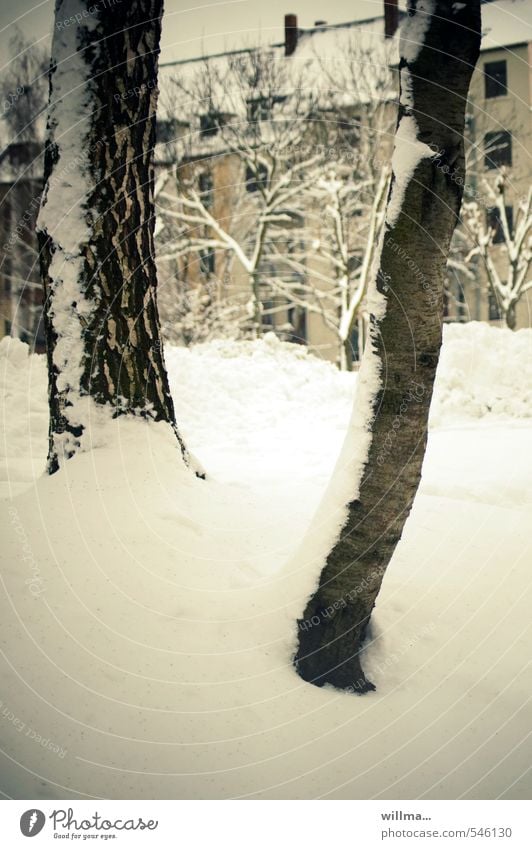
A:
[
  {"left": 384, "top": 0, "right": 399, "bottom": 39},
  {"left": 285, "top": 13, "right": 298, "bottom": 56}
]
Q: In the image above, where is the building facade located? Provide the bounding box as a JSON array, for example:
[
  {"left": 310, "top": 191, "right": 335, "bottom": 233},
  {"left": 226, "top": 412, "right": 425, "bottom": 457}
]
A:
[
  {"left": 156, "top": 1, "right": 532, "bottom": 365},
  {"left": 0, "top": 0, "right": 530, "bottom": 361}
]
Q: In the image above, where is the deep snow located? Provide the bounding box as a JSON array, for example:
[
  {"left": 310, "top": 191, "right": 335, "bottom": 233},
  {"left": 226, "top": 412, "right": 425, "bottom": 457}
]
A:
[{"left": 0, "top": 323, "right": 531, "bottom": 799}]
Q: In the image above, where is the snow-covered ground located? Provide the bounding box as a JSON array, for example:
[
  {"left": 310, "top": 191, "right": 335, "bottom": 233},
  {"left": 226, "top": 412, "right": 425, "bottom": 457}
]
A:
[{"left": 0, "top": 323, "right": 531, "bottom": 799}]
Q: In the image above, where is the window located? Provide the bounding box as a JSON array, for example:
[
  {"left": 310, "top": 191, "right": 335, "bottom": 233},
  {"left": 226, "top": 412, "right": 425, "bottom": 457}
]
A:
[
  {"left": 338, "top": 113, "right": 360, "bottom": 145},
  {"left": 198, "top": 172, "right": 214, "bottom": 209},
  {"left": 349, "top": 324, "right": 361, "bottom": 362},
  {"left": 484, "top": 131, "right": 512, "bottom": 169},
  {"left": 247, "top": 97, "right": 270, "bottom": 123},
  {"left": 488, "top": 290, "right": 502, "bottom": 321},
  {"left": 456, "top": 284, "right": 466, "bottom": 321},
  {"left": 487, "top": 205, "right": 513, "bottom": 244},
  {"left": 246, "top": 95, "right": 286, "bottom": 123},
  {"left": 287, "top": 305, "right": 307, "bottom": 344},
  {"left": 261, "top": 297, "right": 275, "bottom": 328},
  {"left": 484, "top": 60, "right": 507, "bottom": 98},
  {"left": 156, "top": 119, "right": 178, "bottom": 143},
  {"left": 245, "top": 163, "right": 269, "bottom": 193},
  {"left": 199, "top": 248, "right": 215, "bottom": 277},
  {"left": 200, "top": 112, "right": 221, "bottom": 136},
  {"left": 2, "top": 268, "right": 11, "bottom": 294}
]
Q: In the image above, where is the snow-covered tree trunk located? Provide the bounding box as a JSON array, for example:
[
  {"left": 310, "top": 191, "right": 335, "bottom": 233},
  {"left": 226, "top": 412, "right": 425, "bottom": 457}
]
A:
[
  {"left": 295, "top": 0, "right": 481, "bottom": 692},
  {"left": 37, "top": 0, "right": 188, "bottom": 472}
]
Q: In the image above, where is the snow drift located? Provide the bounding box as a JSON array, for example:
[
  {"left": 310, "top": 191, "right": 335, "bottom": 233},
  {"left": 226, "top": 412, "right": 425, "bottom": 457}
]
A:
[{"left": 2, "top": 322, "right": 532, "bottom": 494}]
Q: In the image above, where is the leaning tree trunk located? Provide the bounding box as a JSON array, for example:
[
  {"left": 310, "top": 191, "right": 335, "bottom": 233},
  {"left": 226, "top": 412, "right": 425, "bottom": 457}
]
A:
[
  {"left": 295, "top": 0, "right": 481, "bottom": 692},
  {"left": 37, "top": 0, "right": 189, "bottom": 472}
]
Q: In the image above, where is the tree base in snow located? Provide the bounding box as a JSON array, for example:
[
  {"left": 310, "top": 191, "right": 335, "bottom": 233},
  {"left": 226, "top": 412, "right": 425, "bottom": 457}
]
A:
[{"left": 294, "top": 604, "right": 376, "bottom": 694}]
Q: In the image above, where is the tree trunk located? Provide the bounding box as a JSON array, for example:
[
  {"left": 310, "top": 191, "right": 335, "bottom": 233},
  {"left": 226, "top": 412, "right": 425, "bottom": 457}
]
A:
[
  {"left": 295, "top": 0, "right": 481, "bottom": 692},
  {"left": 505, "top": 301, "right": 516, "bottom": 330},
  {"left": 250, "top": 270, "right": 263, "bottom": 338},
  {"left": 340, "top": 337, "right": 354, "bottom": 372},
  {"left": 37, "top": 0, "right": 189, "bottom": 472}
]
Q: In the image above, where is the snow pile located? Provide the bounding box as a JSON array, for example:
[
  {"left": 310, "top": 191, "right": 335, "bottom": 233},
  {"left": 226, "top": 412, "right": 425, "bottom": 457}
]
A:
[
  {"left": 165, "top": 332, "right": 354, "bottom": 484},
  {"left": 431, "top": 322, "right": 532, "bottom": 426},
  {"left": 0, "top": 337, "right": 47, "bottom": 490}
]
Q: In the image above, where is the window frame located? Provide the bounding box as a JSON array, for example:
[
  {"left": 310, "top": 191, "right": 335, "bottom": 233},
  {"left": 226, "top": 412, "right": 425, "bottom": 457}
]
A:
[
  {"left": 488, "top": 289, "right": 502, "bottom": 321},
  {"left": 484, "top": 60, "right": 507, "bottom": 99},
  {"left": 198, "top": 171, "right": 214, "bottom": 209},
  {"left": 486, "top": 205, "right": 513, "bottom": 244},
  {"left": 245, "top": 162, "right": 269, "bottom": 193}
]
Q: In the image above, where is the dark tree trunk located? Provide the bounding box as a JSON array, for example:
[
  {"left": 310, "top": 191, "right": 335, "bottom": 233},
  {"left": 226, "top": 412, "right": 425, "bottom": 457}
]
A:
[
  {"left": 37, "top": 0, "right": 189, "bottom": 472},
  {"left": 295, "top": 0, "right": 481, "bottom": 692},
  {"left": 341, "top": 337, "right": 354, "bottom": 372},
  {"left": 505, "top": 300, "right": 516, "bottom": 330}
]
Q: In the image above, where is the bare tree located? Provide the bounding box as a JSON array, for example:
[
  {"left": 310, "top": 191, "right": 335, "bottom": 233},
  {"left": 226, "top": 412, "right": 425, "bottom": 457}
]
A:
[
  {"left": 268, "top": 163, "right": 390, "bottom": 368},
  {"left": 157, "top": 273, "right": 243, "bottom": 346},
  {"left": 295, "top": 0, "right": 481, "bottom": 692},
  {"left": 303, "top": 36, "right": 397, "bottom": 367},
  {"left": 155, "top": 48, "right": 324, "bottom": 337},
  {"left": 458, "top": 173, "right": 531, "bottom": 328},
  {"left": 155, "top": 37, "right": 401, "bottom": 355},
  {"left": 0, "top": 29, "right": 48, "bottom": 145},
  {"left": 0, "top": 32, "right": 49, "bottom": 347},
  {"left": 315, "top": 32, "right": 397, "bottom": 176},
  {"left": 442, "top": 127, "right": 519, "bottom": 321},
  {"left": 37, "top": 0, "right": 191, "bottom": 472}
]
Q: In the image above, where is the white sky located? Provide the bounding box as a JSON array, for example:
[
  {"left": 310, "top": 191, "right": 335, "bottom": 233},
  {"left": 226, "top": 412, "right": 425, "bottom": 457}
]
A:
[{"left": 0, "top": 0, "right": 389, "bottom": 66}]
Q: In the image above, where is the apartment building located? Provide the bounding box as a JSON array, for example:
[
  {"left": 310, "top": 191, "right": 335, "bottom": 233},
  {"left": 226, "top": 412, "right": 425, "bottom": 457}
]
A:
[
  {"left": 447, "top": 0, "right": 532, "bottom": 328},
  {"left": 156, "top": 0, "right": 532, "bottom": 364},
  {"left": 156, "top": 10, "right": 400, "bottom": 363},
  {"left": 0, "top": 0, "right": 529, "bottom": 359}
]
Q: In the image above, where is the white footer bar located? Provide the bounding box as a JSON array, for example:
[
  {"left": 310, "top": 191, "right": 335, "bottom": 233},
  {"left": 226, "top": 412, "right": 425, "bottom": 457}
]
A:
[{"left": 1, "top": 799, "right": 530, "bottom": 848}]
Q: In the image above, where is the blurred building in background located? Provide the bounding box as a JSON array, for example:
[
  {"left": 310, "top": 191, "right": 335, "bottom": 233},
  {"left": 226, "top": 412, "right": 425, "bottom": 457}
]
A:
[
  {"left": 0, "top": 0, "right": 530, "bottom": 361},
  {"left": 0, "top": 141, "right": 44, "bottom": 351}
]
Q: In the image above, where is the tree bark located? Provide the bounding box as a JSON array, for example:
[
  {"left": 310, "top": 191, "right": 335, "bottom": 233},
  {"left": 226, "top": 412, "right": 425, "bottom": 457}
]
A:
[
  {"left": 295, "top": 0, "right": 481, "bottom": 692},
  {"left": 37, "top": 0, "right": 189, "bottom": 472}
]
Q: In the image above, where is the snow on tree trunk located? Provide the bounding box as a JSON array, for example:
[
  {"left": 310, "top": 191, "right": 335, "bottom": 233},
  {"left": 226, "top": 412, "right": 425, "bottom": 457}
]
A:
[
  {"left": 294, "top": 0, "right": 481, "bottom": 693},
  {"left": 37, "top": 0, "right": 189, "bottom": 472}
]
